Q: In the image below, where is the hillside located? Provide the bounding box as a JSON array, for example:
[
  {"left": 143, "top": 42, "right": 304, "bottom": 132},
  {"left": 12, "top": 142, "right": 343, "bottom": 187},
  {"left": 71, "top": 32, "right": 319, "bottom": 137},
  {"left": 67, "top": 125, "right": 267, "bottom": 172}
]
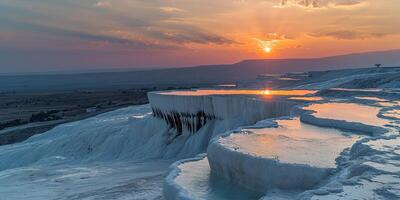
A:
[{"left": 0, "top": 49, "right": 399, "bottom": 92}]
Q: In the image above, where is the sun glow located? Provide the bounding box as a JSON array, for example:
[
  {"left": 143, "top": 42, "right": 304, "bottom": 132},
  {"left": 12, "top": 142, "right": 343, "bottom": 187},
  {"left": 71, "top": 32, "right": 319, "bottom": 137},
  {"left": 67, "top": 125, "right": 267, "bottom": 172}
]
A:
[
  {"left": 264, "top": 47, "right": 272, "bottom": 53},
  {"left": 263, "top": 90, "right": 271, "bottom": 95}
]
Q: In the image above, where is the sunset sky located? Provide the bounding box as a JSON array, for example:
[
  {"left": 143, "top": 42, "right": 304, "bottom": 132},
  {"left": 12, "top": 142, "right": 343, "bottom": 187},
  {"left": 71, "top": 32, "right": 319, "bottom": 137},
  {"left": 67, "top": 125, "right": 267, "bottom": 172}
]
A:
[{"left": 1, "top": 0, "right": 400, "bottom": 73}]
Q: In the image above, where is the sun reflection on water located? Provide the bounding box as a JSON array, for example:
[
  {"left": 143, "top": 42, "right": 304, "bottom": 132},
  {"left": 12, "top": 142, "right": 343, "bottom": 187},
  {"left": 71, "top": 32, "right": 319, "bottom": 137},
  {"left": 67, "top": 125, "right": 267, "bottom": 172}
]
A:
[{"left": 159, "top": 89, "right": 315, "bottom": 96}]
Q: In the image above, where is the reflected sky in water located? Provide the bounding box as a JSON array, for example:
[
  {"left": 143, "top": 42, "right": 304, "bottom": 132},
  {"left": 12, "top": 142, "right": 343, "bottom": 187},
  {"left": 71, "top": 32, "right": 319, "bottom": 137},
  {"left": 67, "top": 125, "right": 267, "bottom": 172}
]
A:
[
  {"left": 304, "top": 103, "right": 389, "bottom": 126},
  {"left": 159, "top": 89, "right": 315, "bottom": 96},
  {"left": 224, "top": 119, "right": 359, "bottom": 168},
  {"left": 289, "top": 96, "right": 323, "bottom": 101}
]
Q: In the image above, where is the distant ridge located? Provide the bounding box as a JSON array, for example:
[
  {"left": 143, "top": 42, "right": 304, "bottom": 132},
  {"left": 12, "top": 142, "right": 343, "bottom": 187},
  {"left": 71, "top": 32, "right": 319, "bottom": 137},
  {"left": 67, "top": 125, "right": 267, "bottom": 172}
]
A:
[{"left": 1, "top": 49, "right": 400, "bottom": 92}]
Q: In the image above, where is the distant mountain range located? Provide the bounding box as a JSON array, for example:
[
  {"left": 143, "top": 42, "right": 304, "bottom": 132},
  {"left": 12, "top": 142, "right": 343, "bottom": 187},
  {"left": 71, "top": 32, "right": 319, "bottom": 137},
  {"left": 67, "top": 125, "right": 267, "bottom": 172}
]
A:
[{"left": 1, "top": 49, "right": 400, "bottom": 92}]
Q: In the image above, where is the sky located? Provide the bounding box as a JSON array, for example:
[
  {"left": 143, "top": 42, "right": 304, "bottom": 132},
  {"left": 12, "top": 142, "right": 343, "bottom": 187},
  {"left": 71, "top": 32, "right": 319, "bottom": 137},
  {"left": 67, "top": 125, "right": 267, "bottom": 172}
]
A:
[{"left": 1, "top": 0, "right": 400, "bottom": 73}]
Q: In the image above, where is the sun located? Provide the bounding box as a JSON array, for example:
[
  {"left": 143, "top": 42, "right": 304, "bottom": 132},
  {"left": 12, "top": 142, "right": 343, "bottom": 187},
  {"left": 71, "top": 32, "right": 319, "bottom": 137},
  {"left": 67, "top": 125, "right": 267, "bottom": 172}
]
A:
[
  {"left": 264, "top": 47, "right": 272, "bottom": 53},
  {"left": 263, "top": 90, "right": 271, "bottom": 95}
]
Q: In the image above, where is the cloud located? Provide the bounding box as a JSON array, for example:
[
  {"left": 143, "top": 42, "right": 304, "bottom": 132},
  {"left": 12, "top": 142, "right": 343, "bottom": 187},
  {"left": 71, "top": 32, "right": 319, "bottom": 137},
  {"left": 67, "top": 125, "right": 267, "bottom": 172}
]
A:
[
  {"left": 253, "top": 32, "right": 293, "bottom": 49},
  {"left": 3, "top": 0, "right": 239, "bottom": 49},
  {"left": 310, "top": 30, "right": 388, "bottom": 40},
  {"left": 254, "top": 38, "right": 279, "bottom": 49},
  {"left": 277, "top": 0, "right": 366, "bottom": 8},
  {"left": 0, "top": 1, "right": 236, "bottom": 50},
  {"left": 0, "top": 17, "right": 177, "bottom": 49},
  {"left": 147, "top": 28, "right": 238, "bottom": 45},
  {"left": 6, "top": 20, "right": 236, "bottom": 50},
  {"left": 95, "top": 1, "right": 111, "bottom": 8},
  {"left": 159, "top": 7, "right": 185, "bottom": 13},
  {"left": 263, "top": 32, "right": 293, "bottom": 40}
]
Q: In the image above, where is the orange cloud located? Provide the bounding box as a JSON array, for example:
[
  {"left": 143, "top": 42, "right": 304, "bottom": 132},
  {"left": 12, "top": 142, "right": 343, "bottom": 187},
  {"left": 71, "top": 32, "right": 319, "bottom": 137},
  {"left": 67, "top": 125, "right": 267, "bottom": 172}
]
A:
[
  {"left": 310, "top": 30, "right": 389, "bottom": 40},
  {"left": 277, "top": 0, "right": 366, "bottom": 8}
]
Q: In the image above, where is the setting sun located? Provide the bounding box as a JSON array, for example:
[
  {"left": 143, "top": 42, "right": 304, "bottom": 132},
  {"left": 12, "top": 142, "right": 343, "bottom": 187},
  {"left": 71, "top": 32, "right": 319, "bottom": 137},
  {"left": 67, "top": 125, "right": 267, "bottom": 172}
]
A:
[{"left": 264, "top": 47, "right": 272, "bottom": 53}]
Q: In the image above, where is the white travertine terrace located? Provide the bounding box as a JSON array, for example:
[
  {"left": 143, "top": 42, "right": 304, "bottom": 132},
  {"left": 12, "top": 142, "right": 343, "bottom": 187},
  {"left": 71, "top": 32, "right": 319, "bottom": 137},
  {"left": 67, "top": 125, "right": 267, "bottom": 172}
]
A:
[
  {"left": 156, "top": 89, "right": 314, "bottom": 96},
  {"left": 148, "top": 90, "right": 310, "bottom": 134}
]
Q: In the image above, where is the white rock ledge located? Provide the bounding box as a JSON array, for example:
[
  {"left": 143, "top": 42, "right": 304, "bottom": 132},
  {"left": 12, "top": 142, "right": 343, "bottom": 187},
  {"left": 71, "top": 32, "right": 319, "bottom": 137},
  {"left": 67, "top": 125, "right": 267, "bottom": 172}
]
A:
[
  {"left": 207, "top": 129, "right": 332, "bottom": 193},
  {"left": 148, "top": 91, "right": 297, "bottom": 135},
  {"left": 299, "top": 112, "right": 387, "bottom": 136},
  {"left": 206, "top": 103, "right": 386, "bottom": 194}
]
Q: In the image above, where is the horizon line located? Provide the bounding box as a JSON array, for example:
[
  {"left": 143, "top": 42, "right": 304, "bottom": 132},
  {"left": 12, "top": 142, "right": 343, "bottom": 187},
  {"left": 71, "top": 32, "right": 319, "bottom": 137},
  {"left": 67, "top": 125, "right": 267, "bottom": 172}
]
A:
[{"left": 1, "top": 48, "right": 399, "bottom": 76}]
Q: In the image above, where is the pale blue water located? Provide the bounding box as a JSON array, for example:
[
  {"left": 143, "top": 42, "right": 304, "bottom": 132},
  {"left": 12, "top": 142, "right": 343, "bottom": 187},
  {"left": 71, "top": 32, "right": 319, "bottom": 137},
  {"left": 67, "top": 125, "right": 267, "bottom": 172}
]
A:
[{"left": 176, "top": 157, "right": 263, "bottom": 200}]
